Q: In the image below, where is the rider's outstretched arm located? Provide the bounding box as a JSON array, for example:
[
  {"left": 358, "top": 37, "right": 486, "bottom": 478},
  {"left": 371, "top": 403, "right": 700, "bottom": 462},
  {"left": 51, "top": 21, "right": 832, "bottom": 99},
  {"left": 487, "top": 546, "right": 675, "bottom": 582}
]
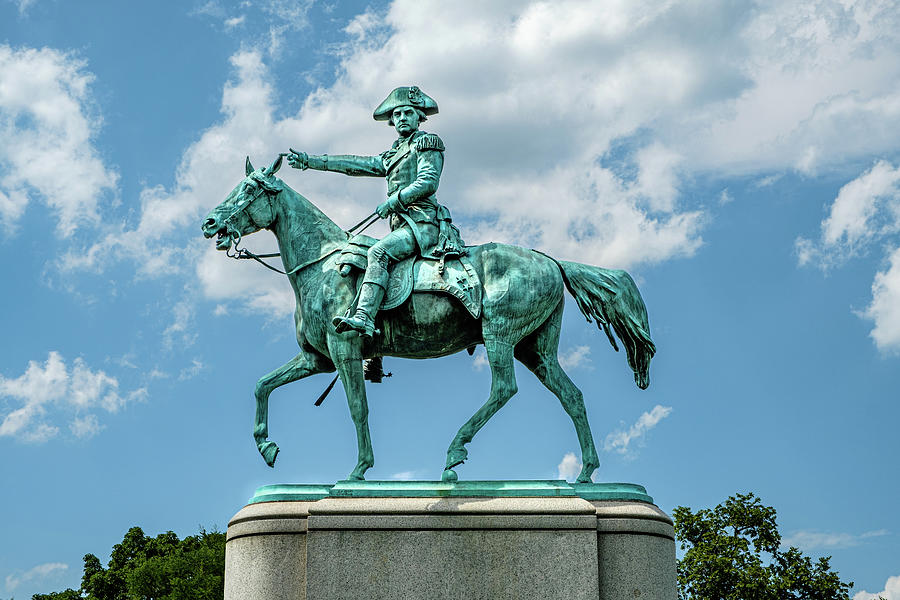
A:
[{"left": 288, "top": 150, "right": 386, "bottom": 177}]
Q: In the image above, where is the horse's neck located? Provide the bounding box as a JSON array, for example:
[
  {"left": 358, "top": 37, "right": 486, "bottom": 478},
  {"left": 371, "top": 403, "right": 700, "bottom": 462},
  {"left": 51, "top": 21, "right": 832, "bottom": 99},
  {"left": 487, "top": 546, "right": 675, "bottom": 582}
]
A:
[{"left": 272, "top": 184, "right": 346, "bottom": 280}]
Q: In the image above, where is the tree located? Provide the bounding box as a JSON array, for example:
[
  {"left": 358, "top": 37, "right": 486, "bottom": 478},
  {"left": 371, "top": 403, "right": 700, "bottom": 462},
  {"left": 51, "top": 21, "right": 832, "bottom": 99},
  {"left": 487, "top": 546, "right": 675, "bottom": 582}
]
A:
[
  {"left": 673, "top": 492, "right": 853, "bottom": 600},
  {"left": 32, "top": 526, "right": 224, "bottom": 600},
  {"left": 32, "top": 591, "right": 83, "bottom": 600}
]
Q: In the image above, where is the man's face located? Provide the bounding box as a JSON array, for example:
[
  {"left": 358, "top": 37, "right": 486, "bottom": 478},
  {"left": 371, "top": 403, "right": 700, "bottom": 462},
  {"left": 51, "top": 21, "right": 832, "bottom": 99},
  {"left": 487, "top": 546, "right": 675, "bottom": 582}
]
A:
[{"left": 392, "top": 105, "right": 420, "bottom": 137}]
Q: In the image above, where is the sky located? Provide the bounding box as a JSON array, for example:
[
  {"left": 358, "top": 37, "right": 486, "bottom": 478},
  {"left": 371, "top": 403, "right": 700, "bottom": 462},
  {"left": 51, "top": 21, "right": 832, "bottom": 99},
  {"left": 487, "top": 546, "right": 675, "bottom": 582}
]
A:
[{"left": 1, "top": 0, "right": 899, "bottom": 598}]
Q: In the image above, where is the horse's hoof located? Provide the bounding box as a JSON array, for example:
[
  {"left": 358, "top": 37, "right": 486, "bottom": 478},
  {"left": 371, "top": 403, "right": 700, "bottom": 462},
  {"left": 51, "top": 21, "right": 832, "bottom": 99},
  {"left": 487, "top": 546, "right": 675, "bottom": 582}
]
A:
[
  {"left": 258, "top": 441, "right": 279, "bottom": 467},
  {"left": 348, "top": 462, "right": 371, "bottom": 481},
  {"left": 445, "top": 447, "right": 467, "bottom": 470},
  {"left": 576, "top": 464, "right": 597, "bottom": 483},
  {"left": 441, "top": 469, "right": 458, "bottom": 482},
  {"left": 347, "top": 468, "right": 367, "bottom": 481}
]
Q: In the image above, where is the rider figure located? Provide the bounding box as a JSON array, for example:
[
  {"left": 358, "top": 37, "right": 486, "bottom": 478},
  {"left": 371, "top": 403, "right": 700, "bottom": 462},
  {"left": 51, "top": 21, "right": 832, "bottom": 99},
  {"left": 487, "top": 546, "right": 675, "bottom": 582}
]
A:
[{"left": 287, "top": 86, "right": 463, "bottom": 337}]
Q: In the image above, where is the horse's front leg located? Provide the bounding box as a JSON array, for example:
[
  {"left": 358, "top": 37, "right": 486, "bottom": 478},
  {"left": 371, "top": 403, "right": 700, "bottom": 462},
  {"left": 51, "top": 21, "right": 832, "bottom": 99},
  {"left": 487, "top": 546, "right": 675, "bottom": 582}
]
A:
[
  {"left": 328, "top": 335, "right": 373, "bottom": 480},
  {"left": 254, "top": 350, "right": 334, "bottom": 467}
]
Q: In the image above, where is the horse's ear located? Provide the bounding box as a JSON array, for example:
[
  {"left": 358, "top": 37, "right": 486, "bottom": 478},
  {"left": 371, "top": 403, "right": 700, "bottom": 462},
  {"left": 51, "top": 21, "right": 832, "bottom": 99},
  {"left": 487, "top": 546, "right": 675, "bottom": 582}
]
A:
[
  {"left": 245, "top": 156, "right": 255, "bottom": 176},
  {"left": 265, "top": 154, "right": 283, "bottom": 176}
]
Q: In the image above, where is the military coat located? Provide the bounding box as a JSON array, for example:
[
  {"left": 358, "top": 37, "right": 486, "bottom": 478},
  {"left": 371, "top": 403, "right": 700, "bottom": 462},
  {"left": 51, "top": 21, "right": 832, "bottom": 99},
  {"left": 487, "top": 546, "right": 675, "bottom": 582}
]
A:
[{"left": 311, "top": 130, "right": 447, "bottom": 258}]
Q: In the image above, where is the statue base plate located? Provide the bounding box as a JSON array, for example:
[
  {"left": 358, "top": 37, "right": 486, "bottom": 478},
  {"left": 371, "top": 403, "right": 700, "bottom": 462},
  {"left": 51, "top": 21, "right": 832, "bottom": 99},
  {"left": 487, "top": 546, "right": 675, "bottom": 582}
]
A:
[{"left": 225, "top": 481, "right": 676, "bottom": 600}]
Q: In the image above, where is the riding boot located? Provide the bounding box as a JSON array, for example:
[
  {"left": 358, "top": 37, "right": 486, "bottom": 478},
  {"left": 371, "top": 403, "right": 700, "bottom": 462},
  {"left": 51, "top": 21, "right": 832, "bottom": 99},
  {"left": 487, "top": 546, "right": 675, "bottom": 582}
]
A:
[{"left": 333, "top": 281, "right": 385, "bottom": 337}]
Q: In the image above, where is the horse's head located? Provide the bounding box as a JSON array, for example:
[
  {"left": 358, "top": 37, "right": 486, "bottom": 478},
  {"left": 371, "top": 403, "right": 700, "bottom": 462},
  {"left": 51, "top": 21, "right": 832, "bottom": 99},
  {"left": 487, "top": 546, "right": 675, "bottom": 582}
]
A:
[{"left": 202, "top": 155, "right": 284, "bottom": 251}]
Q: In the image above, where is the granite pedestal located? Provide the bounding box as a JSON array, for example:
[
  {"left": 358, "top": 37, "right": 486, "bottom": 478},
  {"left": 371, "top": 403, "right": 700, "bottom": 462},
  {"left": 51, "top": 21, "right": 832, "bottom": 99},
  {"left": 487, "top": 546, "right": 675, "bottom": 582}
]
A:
[{"left": 225, "top": 480, "right": 676, "bottom": 600}]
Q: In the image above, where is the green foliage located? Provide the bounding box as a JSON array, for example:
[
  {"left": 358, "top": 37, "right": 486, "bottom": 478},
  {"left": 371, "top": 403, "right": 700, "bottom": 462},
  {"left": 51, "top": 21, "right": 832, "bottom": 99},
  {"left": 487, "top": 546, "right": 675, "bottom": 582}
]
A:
[
  {"left": 32, "top": 590, "right": 83, "bottom": 600},
  {"left": 34, "top": 526, "right": 224, "bottom": 600},
  {"left": 673, "top": 492, "right": 853, "bottom": 600}
]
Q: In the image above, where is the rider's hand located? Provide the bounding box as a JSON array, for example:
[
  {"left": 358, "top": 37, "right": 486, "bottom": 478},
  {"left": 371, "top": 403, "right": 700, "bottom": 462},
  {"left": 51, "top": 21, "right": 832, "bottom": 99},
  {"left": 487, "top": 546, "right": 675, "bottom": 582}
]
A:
[
  {"left": 286, "top": 148, "right": 308, "bottom": 170},
  {"left": 376, "top": 193, "right": 402, "bottom": 218},
  {"left": 376, "top": 200, "right": 392, "bottom": 218}
]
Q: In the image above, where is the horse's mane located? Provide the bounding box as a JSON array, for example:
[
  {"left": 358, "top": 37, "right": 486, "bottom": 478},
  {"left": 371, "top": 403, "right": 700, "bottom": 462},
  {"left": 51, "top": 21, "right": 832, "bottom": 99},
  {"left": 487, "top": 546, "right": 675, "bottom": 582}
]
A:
[{"left": 276, "top": 178, "right": 347, "bottom": 243}]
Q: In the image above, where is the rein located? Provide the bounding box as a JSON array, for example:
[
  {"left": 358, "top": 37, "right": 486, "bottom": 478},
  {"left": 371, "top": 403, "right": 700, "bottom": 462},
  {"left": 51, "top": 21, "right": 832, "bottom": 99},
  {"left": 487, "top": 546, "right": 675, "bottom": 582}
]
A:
[
  {"left": 224, "top": 184, "right": 378, "bottom": 276},
  {"left": 227, "top": 232, "right": 341, "bottom": 276}
]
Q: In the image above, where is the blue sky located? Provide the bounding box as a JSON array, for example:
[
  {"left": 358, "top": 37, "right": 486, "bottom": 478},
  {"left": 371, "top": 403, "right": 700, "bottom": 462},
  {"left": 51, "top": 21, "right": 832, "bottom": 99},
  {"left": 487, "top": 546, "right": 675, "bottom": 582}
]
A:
[{"left": 2, "top": 0, "right": 900, "bottom": 598}]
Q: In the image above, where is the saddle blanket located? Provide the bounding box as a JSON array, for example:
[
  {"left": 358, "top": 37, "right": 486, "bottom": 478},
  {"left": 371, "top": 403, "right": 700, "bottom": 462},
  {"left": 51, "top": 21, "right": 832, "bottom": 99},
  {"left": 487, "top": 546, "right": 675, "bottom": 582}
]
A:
[{"left": 338, "top": 235, "right": 482, "bottom": 319}]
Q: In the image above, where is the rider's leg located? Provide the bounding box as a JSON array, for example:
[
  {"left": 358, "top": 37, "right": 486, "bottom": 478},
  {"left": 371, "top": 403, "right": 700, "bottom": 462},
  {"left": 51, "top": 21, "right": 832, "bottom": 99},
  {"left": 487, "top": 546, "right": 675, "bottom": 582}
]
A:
[{"left": 333, "top": 226, "right": 418, "bottom": 336}]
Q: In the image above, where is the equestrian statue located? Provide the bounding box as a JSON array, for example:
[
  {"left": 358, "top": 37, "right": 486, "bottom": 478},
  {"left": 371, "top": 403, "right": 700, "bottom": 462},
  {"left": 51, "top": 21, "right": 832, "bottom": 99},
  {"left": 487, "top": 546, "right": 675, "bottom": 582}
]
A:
[{"left": 201, "top": 86, "right": 655, "bottom": 483}]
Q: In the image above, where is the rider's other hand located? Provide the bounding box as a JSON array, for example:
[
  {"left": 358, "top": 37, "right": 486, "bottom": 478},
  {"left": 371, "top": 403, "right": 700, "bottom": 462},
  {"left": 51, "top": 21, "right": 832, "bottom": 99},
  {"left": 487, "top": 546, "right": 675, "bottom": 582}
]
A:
[
  {"left": 287, "top": 149, "right": 308, "bottom": 170},
  {"left": 377, "top": 193, "right": 402, "bottom": 218}
]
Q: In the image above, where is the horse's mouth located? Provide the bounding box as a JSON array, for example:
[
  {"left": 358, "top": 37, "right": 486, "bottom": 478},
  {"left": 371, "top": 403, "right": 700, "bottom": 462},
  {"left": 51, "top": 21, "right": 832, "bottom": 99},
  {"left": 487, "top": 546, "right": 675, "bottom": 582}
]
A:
[{"left": 215, "top": 231, "right": 232, "bottom": 250}]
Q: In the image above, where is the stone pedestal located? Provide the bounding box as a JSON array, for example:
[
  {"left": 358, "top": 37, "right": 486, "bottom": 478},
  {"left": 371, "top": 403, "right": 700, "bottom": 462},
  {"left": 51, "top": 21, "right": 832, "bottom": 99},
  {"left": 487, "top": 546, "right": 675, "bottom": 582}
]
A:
[{"left": 225, "top": 481, "right": 676, "bottom": 600}]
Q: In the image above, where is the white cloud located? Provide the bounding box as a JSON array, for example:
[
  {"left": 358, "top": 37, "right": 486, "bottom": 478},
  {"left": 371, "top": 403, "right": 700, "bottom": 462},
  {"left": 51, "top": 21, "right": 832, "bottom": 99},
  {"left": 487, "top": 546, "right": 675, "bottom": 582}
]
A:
[
  {"left": 821, "top": 161, "right": 900, "bottom": 253},
  {"left": 148, "top": 368, "right": 169, "bottom": 380},
  {"left": 471, "top": 348, "right": 488, "bottom": 372},
  {"left": 224, "top": 15, "right": 245, "bottom": 29},
  {"left": 259, "top": 0, "right": 315, "bottom": 55},
  {"left": 0, "top": 352, "right": 143, "bottom": 442},
  {"left": 557, "top": 452, "right": 581, "bottom": 481},
  {"left": 796, "top": 161, "right": 900, "bottom": 352},
  {"left": 782, "top": 528, "right": 888, "bottom": 551},
  {"left": 755, "top": 174, "right": 782, "bottom": 188},
  {"left": 163, "top": 298, "right": 198, "bottom": 350},
  {"left": 390, "top": 470, "right": 417, "bottom": 480},
  {"left": 680, "top": 0, "right": 900, "bottom": 174},
  {"left": 864, "top": 246, "right": 900, "bottom": 353},
  {"left": 70, "top": 414, "right": 103, "bottom": 438},
  {"left": 604, "top": 404, "right": 672, "bottom": 456},
  {"left": 0, "top": 45, "right": 118, "bottom": 236},
  {"left": 794, "top": 236, "right": 819, "bottom": 268},
  {"left": 558, "top": 345, "right": 591, "bottom": 370},
  {"left": 855, "top": 575, "right": 900, "bottom": 600},
  {"left": 178, "top": 359, "right": 204, "bottom": 381},
  {"left": 9, "top": 0, "right": 37, "bottom": 15},
  {"left": 4, "top": 562, "right": 68, "bottom": 592},
  {"left": 193, "top": 0, "right": 314, "bottom": 55}
]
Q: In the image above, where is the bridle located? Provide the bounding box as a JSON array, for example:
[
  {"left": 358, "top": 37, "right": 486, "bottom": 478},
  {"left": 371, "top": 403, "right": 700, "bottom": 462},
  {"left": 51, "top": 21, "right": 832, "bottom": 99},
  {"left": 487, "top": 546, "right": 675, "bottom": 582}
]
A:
[
  {"left": 221, "top": 177, "right": 295, "bottom": 274},
  {"left": 220, "top": 171, "right": 378, "bottom": 276}
]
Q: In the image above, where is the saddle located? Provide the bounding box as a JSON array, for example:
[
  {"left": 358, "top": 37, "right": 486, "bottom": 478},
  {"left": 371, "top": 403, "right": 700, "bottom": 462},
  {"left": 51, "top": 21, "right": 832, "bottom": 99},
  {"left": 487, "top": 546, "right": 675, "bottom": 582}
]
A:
[{"left": 337, "top": 235, "right": 482, "bottom": 319}]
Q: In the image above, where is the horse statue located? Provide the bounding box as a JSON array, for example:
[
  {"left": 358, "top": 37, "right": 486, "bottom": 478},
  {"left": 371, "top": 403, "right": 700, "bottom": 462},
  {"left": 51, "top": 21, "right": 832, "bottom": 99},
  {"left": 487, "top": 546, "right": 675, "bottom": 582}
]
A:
[{"left": 201, "top": 155, "right": 656, "bottom": 483}]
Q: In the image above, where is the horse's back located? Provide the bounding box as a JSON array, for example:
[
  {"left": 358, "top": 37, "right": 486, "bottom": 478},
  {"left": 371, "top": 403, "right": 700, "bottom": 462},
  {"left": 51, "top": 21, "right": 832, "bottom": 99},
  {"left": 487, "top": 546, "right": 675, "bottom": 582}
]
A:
[{"left": 370, "top": 243, "right": 564, "bottom": 359}]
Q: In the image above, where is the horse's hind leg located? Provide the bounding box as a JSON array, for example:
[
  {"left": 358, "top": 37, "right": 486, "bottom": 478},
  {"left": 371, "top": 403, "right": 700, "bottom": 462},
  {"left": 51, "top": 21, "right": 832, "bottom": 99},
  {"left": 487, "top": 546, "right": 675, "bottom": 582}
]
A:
[
  {"left": 254, "top": 350, "right": 334, "bottom": 467},
  {"left": 515, "top": 300, "right": 599, "bottom": 483},
  {"left": 443, "top": 339, "right": 517, "bottom": 481}
]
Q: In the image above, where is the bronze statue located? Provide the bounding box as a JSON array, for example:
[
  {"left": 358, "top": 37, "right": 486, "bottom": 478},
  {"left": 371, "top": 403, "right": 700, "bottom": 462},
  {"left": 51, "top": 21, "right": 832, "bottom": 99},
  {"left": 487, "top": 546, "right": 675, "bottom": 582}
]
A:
[
  {"left": 201, "top": 87, "right": 655, "bottom": 483},
  {"left": 287, "top": 86, "right": 464, "bottom": 337}
]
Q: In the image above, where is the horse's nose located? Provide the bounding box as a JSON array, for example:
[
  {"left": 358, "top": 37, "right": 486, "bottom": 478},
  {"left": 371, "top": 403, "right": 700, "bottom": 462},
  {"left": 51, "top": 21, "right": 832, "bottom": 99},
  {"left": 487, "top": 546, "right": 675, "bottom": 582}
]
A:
[{"left": 202, "top": 217, "right": 217, "bottom": 236}]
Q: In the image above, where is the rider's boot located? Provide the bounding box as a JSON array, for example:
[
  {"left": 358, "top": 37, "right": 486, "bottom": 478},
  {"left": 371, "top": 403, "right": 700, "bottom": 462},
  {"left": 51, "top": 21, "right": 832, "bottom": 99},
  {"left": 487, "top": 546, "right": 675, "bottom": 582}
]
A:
[{"left": 333, "top": 281, "right": 385, "bottom": 337}]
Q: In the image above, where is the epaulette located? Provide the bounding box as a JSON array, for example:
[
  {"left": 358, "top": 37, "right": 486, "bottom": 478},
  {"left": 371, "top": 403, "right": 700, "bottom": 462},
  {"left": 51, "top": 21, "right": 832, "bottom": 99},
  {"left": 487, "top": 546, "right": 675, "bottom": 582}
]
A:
[{"left": 414, "top": 132, "right": 445, "bottom": 152}]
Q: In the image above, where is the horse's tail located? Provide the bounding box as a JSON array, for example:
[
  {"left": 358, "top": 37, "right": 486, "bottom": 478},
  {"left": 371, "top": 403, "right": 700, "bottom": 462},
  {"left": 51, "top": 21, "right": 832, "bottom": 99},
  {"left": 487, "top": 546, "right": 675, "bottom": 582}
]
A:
[{"left": 552, "top": 258, "right": 656, "bottom": 390}]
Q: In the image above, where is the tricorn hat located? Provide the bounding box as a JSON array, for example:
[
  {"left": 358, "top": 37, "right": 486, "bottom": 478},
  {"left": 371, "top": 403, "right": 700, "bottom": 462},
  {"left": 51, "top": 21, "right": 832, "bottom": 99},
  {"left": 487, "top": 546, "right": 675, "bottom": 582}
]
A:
[{"left": 373, "top": 86, "right": 439, "bottom": 121}]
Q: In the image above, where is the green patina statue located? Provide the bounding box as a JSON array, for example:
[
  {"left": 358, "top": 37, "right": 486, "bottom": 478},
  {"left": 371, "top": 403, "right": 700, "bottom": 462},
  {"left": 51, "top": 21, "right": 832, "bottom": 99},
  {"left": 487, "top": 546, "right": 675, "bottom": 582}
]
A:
[
  {"left": 201, "top": 86, "right": 655, "bottom": 483},
  {"left": 286, "top": 86, "right": 464, "bottom": 337}
]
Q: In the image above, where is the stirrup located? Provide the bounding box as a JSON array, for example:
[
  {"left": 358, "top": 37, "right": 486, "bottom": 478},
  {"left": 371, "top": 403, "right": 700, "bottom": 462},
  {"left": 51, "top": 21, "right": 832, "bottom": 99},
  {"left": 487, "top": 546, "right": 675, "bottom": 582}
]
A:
[{"left": 332, "top": 312, "right": 378, "bottom": 337}]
